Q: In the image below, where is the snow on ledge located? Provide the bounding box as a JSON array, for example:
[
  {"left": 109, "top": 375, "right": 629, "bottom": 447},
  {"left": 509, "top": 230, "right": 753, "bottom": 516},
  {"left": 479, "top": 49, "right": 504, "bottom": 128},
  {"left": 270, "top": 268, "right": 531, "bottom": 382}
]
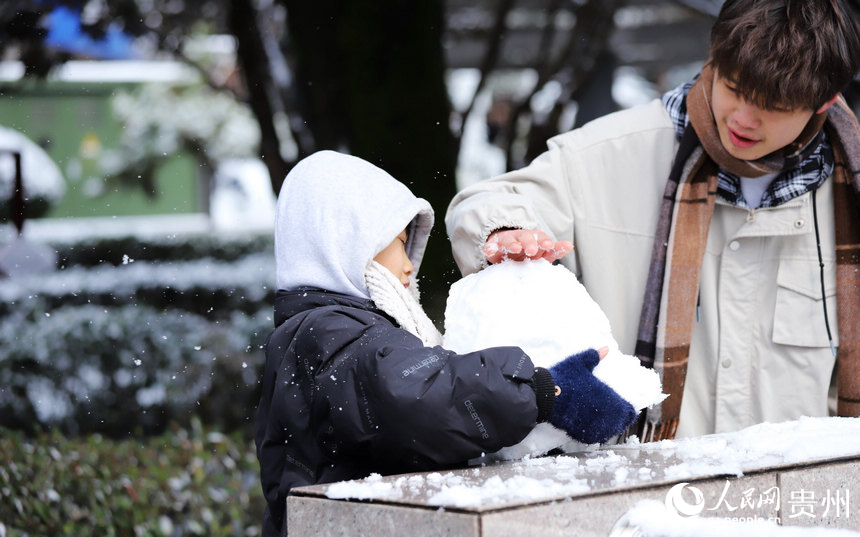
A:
[
  {"left": 630, "top": 416, "right": 860, "bottom": 478},
  {"left": 320, "top": 417, "right": 860, "bottom": 510}
]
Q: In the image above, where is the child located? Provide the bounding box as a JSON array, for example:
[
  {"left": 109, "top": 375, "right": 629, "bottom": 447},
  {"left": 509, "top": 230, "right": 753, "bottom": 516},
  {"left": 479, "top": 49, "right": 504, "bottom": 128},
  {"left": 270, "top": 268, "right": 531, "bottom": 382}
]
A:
[
  {"left": 446, "top": 0, "right": 860, "bottom": 440},
  {"left": 255, "top": 150, "right": 636, "bottom": 536}
]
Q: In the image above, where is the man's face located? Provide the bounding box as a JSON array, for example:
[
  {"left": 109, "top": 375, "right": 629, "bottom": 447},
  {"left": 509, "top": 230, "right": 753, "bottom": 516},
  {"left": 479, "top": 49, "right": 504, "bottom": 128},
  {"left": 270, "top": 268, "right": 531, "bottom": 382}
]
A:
[{"left": 710, "top": 72, "right": 816, "bottom": 161}]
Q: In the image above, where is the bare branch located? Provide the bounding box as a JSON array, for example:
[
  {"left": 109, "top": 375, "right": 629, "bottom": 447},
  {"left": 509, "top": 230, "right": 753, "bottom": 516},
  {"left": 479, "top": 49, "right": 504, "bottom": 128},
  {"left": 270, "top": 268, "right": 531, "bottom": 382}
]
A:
[
  {"left": 454, "top": 0, "right": 517, "bottom": 150},
  {"left": 502, "top": 0, "right": 626, "bottom": 169}
]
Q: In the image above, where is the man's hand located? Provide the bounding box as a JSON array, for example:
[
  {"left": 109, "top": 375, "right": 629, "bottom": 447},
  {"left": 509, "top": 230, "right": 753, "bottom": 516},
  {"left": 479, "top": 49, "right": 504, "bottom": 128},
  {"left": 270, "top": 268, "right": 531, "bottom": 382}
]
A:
[{"left": 484, "top": 229, "right": 573, "bottom": 264}]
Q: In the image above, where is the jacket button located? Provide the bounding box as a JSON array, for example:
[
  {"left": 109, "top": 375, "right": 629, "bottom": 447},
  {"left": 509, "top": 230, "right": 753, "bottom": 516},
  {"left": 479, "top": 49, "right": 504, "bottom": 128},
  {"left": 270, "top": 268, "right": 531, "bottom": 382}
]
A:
[
  {"left": 794, "top": 219, "right": 805, "bottom": 228},
  {"left": 729, "top": 241, "right": 740, "bottom": 251},
  {"left": 721, "top": 359, "right": 732, "bottom": 368}
]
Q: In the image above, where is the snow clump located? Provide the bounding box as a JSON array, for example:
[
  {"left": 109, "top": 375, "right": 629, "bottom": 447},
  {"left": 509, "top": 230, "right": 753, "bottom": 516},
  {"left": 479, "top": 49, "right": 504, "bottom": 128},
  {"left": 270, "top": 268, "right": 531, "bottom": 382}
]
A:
[{"left": 444, "top": 258, "right": 667, "bottom": 458}]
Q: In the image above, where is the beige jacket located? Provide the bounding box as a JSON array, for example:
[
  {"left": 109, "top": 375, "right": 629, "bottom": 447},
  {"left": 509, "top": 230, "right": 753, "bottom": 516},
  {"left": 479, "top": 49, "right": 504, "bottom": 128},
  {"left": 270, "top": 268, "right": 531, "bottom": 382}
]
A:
[{"left": 446, "top": 99, "right": 838, "bottom": 437}]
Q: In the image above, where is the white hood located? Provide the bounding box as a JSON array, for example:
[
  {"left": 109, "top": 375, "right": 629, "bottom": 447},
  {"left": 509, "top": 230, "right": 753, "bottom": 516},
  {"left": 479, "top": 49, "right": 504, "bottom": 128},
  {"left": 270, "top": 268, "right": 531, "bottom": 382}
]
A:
[{"left": 274, "top": 150, "right": 434, "bottom": 299}]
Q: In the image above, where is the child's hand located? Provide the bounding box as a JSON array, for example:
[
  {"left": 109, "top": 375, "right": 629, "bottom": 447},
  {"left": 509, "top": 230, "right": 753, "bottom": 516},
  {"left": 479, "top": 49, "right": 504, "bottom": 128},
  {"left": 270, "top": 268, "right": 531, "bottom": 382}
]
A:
[
  {"left": 548, "top": 349, "right": 636, "bottom": 445},
  {"left": 484, "top": 229, "right": 573, "bottom": 264}
]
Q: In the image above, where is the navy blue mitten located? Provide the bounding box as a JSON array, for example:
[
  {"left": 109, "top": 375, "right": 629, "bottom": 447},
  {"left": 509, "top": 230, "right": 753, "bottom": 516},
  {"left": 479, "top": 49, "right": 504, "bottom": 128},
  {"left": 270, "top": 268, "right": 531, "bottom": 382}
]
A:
[{"left": 548, "top": 349, "right": 636, "bottom": 445}]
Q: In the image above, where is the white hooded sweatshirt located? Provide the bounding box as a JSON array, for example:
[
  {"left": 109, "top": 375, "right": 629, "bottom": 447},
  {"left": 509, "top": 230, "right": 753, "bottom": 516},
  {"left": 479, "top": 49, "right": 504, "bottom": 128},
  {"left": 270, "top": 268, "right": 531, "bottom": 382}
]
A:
[{"left": 274, "top": 150, "right": 441, "bottom": 345}]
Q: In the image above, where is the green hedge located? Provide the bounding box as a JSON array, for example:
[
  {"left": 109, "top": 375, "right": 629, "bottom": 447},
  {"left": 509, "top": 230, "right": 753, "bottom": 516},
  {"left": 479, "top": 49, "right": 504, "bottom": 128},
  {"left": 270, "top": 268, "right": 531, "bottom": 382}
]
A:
[
  {"left": 0, "top": 232, "right": 274, "bottom": 535},
  {"left": 0, "top": 232, "right": 277, "bottom": 436},
  {"left": 0, "top": 420, "right": 266, "bottom": 537},
  {"left": 0, "top": 303, "right": 270, "bottom": 437}
]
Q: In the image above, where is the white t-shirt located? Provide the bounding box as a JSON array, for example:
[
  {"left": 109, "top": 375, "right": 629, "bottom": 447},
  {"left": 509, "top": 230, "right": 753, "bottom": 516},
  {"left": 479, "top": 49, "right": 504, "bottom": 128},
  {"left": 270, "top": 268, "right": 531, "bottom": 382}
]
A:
[{"left": 739, "top": 172, "right": 779, "bottom": 209}]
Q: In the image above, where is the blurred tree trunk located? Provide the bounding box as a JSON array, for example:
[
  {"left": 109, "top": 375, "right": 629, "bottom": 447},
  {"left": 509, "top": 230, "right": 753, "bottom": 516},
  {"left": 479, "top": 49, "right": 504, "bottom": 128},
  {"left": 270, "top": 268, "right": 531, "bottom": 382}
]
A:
[
  {"left": 281, "top": 0, "right": 459, "bottom": 320},
  {"left": 230, "top": 0, "right": 292, "bottom": 195}
]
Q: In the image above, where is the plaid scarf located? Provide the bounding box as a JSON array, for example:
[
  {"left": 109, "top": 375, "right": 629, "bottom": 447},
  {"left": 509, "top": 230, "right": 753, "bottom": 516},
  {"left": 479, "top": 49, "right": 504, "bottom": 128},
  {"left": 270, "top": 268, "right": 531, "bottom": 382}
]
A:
[{"left": 634, "top": 64, "right": 860, "bottom": 441}]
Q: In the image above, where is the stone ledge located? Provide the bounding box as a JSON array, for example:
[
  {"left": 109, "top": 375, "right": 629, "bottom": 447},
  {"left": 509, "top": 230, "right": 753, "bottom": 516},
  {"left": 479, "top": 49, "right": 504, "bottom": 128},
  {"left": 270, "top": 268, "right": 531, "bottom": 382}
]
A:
[{"left": 288, "top": 417, "right": 860, "bottom": 536}]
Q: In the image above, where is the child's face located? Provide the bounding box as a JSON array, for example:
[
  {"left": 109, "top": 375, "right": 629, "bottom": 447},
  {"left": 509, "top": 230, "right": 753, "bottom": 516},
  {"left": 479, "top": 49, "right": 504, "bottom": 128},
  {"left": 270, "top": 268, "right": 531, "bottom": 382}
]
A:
[
  {"left": 374, "top": 229, "right": 414, "bottom": 287},
  {"left": 711, "top": 71, "right": 827, "bottom": 161}
]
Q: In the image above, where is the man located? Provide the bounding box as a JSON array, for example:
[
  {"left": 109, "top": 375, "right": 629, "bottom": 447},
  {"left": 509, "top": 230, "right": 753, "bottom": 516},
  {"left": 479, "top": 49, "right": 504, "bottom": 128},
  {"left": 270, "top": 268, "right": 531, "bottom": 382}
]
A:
[{"left": 445, "top": 0, "right": 860, "bottom": 439}]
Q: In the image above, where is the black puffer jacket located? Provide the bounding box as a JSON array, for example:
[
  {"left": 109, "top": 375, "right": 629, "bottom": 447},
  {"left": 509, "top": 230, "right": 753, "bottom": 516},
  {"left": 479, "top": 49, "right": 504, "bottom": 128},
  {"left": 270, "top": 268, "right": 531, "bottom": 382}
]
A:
[{"left": 255, "top": 288, "right": 553, "bottom": 537}]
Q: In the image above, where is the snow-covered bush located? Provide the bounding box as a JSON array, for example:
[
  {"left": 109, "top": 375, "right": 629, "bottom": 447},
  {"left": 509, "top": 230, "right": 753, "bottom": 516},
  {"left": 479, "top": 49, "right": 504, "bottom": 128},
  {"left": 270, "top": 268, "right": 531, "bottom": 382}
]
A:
[
  {"left": 0, "top": 303, "right": 270, "bottom": 436},
  {"left": 0, "top": 232, "right": 276, "bottom": 435},
  {"left": 0, "top": 251, "right": 275, "bottom": 320},
  {"left": 110, "top": 83, "right": 260, "bottom": 164},
  {"left": 99, "top": 82, "right": 260, "bottom": 196},
  {"left": 51, "top": 231, "right": 272, "bottom": 268}
]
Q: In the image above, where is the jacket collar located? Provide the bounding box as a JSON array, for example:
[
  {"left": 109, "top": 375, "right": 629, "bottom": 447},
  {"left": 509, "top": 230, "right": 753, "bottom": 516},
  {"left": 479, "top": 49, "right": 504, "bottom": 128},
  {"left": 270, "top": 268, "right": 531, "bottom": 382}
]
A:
[{"left": 273, "top": 288, "right": 381, "bottom": 327}]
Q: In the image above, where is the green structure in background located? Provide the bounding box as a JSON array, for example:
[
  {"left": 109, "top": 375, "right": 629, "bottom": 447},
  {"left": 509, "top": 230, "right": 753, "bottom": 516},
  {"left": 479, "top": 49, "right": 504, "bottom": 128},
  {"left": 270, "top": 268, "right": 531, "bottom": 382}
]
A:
[{"left": 0, "top": 64, "right": 201, "bottom": 219}]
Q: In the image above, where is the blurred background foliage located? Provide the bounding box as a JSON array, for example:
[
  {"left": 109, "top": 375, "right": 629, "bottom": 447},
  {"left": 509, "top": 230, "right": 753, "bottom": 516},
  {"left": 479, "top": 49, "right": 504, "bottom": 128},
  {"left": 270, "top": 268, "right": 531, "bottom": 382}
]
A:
[
  {"left": 0, "top": 230, "right": 271, "bottom": 535},
  {"left": 0, "top": 231, "right": 272, "bottom": 436},
  {"left": 0, "top": 0, "right": 754, "bottom": 316}
]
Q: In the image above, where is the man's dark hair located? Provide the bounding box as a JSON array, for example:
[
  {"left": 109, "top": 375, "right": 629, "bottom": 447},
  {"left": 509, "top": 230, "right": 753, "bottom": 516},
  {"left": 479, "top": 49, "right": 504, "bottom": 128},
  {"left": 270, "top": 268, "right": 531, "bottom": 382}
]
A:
[{"left": 710, "top": 0, "right": 860, "bottom": 111}]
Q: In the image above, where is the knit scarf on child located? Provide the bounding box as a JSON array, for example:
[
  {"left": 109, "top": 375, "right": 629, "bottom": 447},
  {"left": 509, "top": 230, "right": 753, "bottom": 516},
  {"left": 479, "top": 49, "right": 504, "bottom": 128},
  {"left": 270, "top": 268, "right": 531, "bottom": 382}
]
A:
[
  {"left": 364, "top": 260, "right": 443, "bottom": 347},
  {"left": 634, "top": 63, "right": 860, "bottom": 442}
]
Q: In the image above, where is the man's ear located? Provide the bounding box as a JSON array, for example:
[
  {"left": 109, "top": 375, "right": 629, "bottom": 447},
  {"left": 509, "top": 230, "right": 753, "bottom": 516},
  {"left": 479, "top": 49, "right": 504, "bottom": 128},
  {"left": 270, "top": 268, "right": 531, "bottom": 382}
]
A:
[{"left": 817, "top": 95, "right": 839, "bottom": 114}]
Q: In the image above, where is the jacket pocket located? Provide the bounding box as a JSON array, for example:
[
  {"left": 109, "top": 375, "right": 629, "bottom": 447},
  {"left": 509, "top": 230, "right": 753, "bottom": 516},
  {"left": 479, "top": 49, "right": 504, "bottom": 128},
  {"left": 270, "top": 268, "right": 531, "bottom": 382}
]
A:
[{"left": 773, "top": 260, "right": 839, "bottom": 348}]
